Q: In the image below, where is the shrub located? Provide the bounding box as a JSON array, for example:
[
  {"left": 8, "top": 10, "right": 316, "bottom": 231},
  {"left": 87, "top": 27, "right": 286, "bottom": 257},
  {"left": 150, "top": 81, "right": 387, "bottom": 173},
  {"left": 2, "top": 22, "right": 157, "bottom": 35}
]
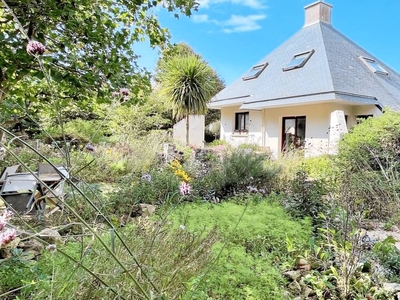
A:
[
  {"left": 195, "top": 148, "right": 280, "bottom": 200},
  {"left": 336, "top": 110, "right": 400, "bottom": 219},
  {"left": 281, "top": 169, "right": 328, "bottom": 225}
]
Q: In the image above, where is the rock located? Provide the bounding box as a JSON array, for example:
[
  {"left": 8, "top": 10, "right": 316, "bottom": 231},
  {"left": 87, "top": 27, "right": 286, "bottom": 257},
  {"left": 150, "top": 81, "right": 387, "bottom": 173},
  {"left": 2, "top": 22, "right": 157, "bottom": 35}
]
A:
[
  {"left": 287, "top": 280, "right": 302, "bottom": 294},
  {"left": 18, "top": 238, "right": 45, "bottom": 256},
  {"left": 0, "top": 237, "right": 21, "bottom": 259},
  {"left": 283, "top": 270, "right": 302, "bottom": 282},
  {"left": 38, "top": 228, "right": 62, "bottom": 244},
  {"left": 299, "top": 279, "right": 314, "bottom": 297},
  {"left": 139, "top": 204, "right": 156, "bottom": 217},
  {"left": 383, "top": 283, "right": 400, "bottom": 293}
]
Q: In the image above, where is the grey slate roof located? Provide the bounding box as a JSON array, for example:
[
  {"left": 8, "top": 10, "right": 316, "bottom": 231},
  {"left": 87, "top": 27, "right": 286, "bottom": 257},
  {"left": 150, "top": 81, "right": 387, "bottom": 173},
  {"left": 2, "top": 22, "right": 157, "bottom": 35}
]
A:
[{"left": 209, "top": 21, "right": 400, "bottom": 110}]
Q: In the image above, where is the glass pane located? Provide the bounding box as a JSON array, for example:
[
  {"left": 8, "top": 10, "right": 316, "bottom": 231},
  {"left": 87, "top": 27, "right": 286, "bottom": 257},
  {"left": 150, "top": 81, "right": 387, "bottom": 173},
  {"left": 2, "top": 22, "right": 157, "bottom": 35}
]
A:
[
  {"left": 367, "top": 60, "right": 387, "bottom": 74},
  {"left": 243, "top": 64, "right": 267, "bottom": 80},
  {"left": 283, "top": 119, "right": 296, "bottom": 149},
  {"left": 296, "top": 117, "right": 306, "bottom": 147}
]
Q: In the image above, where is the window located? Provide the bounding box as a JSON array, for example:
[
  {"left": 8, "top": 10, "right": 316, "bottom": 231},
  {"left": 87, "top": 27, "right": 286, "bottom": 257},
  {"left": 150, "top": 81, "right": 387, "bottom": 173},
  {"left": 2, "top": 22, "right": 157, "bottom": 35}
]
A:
[
  {"left": 283, "top": 50, "right": 315, "bottom": 71},
  {"left": 360, "top": 57, "right": 388, "bottom": 75},
  {"left": 282, "top": 116, "right": 306, "bottom": 151},
  {"left": 242, "top": 63, "right": 268, "bottom": 80},
  {"left": 235, "top": 112, "right": 249, "bottom": 132}
]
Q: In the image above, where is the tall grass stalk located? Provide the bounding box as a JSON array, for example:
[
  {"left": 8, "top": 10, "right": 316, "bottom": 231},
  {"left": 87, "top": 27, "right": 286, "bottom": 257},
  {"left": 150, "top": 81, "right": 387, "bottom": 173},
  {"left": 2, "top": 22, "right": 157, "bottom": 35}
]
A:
[{"left": 0, "top": 128, "right": 156, "bottom": 299}]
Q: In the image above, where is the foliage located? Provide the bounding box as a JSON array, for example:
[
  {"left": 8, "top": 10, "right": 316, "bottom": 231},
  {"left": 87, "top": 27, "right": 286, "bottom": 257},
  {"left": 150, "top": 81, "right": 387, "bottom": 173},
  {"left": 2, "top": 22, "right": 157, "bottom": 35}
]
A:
[
  {"left": 0, "top": 0, "right": 199, "bottom": 113},
  {"left": 110, "top": 167, "right": 181, "bottom": 212},
  {"left": 195, "top": 147, "right": 280, "bottom": 199},
  {"left": 281, "top": 169, "right": 328, "bottom": 225},
  {"left": 107, "top": 96, "right": 173, "bottom": 140},
  {"left": 155, "top": 43, "right": 224, "bottom": 145},
  {"left": 156, "top": 54, "right": 222, "bottom": 119},
  {"left": 71, "top": 132, "right": 166, "bottom": 183},
  {"left": 22, "top": 220, "right": 217, "bottom": 299},
  {"left": 373, "top": 236, "right": 400, "bottom": 281},
  {"left": 169, "top": 198, "right": 312, "bottom": 299},
  {"left": 336, "top": 110, "right": 400, "bottom": 219},
  {"left": 0, "top": 248, "right": 48, "bottom": 296},
  {"left": 296, "top": 219, "right": 388, "bottom": 299}
]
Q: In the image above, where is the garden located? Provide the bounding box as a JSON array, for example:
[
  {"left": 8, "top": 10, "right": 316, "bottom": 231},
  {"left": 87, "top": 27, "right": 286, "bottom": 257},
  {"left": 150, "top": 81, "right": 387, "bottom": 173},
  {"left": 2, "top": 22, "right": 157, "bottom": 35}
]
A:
[{"left": 2, "top": 1, "right": 400, "bottom": 299}]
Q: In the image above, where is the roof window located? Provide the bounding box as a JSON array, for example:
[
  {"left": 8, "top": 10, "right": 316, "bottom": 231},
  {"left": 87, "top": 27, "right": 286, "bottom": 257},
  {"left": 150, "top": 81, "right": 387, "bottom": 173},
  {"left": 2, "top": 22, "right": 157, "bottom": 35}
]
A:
[
  {"left": 242, "top": 63, "right": 268, "bottom": 80},
  {"left": 360, "top": 57, "right": 388, "bottom": 75},
  {"left": 283, "top": 49, "right": 315, "bottom": 71}
]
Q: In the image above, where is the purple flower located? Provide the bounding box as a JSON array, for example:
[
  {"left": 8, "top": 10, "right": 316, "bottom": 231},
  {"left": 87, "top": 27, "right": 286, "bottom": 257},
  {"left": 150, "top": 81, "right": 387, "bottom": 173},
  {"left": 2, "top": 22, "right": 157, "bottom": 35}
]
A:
[
  {"left": 85, "top": 144, "right": 95, "bottom": 151},
  {"left": 179, "top": 182, "right": 191, "bottom": 196},
  {"left": 141, "top": 174, "right": 152, "bottom": 182},
  {"left": 26, "top": 40, "right": 46, "bottom": 56},
  {"left": 120, "top": 88, "right": 129, "bottom": 96}
]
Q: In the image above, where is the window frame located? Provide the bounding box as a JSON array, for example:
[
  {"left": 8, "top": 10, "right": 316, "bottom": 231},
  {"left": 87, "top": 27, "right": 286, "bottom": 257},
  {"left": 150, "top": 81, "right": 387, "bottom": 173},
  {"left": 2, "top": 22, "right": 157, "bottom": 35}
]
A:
[
  {"left": 360, "top": 56, "right": 388, "bottom": 75},
  {"left": 242, "top": 63, "right": 268, "bottom": 80},
  {"left": 283, "top": 49, "right": 315, "bottom": 71},
  {"left": 234, "top": 112, "right": 250, "bottom": 133}
]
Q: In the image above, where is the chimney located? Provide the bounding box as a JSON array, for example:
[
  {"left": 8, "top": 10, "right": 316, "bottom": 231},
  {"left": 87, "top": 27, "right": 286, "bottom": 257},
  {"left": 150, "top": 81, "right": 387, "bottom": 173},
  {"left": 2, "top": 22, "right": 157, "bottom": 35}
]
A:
[{"left": 304, "top": 0, "right": 332, "bottom": 27}]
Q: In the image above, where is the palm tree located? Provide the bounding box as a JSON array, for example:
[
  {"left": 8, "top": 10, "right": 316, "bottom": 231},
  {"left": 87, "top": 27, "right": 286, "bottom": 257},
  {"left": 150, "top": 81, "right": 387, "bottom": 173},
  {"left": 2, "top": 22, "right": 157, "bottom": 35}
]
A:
[{"left": 157, "top": 54, "right": 222, "bottom": 146}]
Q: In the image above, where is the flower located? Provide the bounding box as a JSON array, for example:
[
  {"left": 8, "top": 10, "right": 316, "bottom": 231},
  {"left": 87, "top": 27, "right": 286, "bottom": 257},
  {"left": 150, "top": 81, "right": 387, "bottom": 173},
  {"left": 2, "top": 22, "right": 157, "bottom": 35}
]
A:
[
  {"left": 0, "top": 228, "right": 16, "bottom": 247},
  {"left": 120, "top": 88, "right": 129, "bottom": 96},
  {"left": 141, "top": 174, "right": 152, "bottom": 182},
  {"left": 0, "top": 209, "right": 13, "bottom": 231},
  {"left": 111, "top": 91, "right": 120, "bottom": 97},
  {"left": 46, "top": 244, "right": 57, "bottom": 254},
  {"left": 179, "top": 182, "right": 191, "bottom": 196},
  {"left": 26, "top": 40, "right": 46, "bottom": 55}
]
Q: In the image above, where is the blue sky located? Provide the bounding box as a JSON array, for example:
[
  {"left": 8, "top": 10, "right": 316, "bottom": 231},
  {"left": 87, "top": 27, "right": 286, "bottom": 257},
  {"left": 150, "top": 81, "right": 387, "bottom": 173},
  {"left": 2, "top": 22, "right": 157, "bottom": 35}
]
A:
[{"left": 135, "top": 0, "right": 400, "bottom": 86}]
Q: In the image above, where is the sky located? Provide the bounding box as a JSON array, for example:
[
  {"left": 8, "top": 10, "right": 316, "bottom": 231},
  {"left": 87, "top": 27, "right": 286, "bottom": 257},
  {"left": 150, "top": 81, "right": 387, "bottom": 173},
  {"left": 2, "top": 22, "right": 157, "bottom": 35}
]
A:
[{"left": 135, "top": 0, "right": 400, "bottom": 86}]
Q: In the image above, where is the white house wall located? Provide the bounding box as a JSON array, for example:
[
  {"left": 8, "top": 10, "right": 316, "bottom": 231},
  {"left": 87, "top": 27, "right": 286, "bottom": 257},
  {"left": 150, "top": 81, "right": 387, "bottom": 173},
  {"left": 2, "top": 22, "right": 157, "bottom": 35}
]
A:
[
  {"left": 220, "top": 103, "right": 381, "bottom": 158},
  {"left": 220, "top": 107, "right": 263, "bottom": 146},
  {"left": 173, "top": 115, "right": 205, "bottom": 148}
]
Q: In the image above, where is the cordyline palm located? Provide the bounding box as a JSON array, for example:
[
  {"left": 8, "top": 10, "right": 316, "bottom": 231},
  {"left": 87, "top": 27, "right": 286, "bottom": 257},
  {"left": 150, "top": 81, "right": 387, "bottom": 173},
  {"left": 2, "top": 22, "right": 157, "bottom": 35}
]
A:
[{"left": 158, "top": 54, "right": 220, "bottom": 145}]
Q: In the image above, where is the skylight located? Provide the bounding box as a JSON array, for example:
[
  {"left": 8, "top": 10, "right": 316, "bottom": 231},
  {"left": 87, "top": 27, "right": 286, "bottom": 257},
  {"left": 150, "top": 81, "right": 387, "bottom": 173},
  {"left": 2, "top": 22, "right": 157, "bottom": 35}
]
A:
[
  {"left": 360, "top": 57, "right": 388, "bottom": 75},
  {"left": 242, "top": 63, "right": 268, "bottom": 80},
  {"left": 283, "top": 49, "right": 315, "bottom": 71}
]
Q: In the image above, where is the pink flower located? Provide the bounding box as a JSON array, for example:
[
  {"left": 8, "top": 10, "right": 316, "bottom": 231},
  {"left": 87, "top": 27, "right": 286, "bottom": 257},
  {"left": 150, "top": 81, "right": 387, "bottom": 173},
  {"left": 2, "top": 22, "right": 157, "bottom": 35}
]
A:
[
  {"left": 2, "top": 209, "right": 13, "bottom": 220},
  {"left": 179, "top": 182, "right": 191, "bottom": 196},
  {"left": 0, "top": 209, "right": 13, "bottom": 231},
  {"left": 26, "top": 40, "right": 46, "bottom": 55},
  {"left": 111, "top": 91, "right": 120, "bottom": 97},
  {"left": 0, "top": 228, "right": 16, "bottom": 247},
  {"left": 0, "top": 219, "right": 6, "bottom": 231},
  {"left": 46, "top": 244, "right": 57, "bottom": 254},
  {"left": 120, "top": 88, "right": 129, "bottom": 96}
]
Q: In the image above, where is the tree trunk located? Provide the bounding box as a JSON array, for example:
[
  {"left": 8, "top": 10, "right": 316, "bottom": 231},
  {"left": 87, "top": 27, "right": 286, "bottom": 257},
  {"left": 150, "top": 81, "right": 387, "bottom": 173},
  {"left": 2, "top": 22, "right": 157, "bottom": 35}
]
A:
[{"left": 186, "top": 115, "right": 190, "bottom": 146}]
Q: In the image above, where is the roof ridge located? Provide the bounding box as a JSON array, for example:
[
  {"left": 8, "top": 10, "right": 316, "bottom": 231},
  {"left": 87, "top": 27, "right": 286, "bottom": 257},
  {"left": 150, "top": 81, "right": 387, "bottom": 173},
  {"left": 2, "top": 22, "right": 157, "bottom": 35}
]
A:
[{"left": 316, "top": 22, "right": 336, "bottom": 92}]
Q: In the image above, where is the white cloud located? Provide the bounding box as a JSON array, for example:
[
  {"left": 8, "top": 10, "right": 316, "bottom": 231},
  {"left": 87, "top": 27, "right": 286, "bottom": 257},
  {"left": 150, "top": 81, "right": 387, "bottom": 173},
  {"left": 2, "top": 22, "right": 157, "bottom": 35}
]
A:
[
  {"left": 222, "top": 14, "right": 266, "bottom": 33},
  {"left": 198, "top": 0, "right": 265, "bottom": 9},
  {"left": 193, "top": 14, "right": 210, "bottom": 23}
]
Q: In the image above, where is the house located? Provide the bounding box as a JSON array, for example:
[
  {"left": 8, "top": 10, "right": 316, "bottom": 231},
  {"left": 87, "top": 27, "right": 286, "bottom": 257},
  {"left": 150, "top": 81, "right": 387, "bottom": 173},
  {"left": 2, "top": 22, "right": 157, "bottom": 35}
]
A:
[{"left": 208, "top": 0, "right": 400, "bottom": 158}]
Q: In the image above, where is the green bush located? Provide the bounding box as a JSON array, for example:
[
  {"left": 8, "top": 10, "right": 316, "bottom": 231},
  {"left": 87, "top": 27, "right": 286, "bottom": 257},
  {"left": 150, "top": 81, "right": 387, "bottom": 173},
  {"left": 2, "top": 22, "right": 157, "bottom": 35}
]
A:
[
  {"left": 373, "top": 236, "right": 400, "bottom": 281},
  {"left": 336, "top": 110, "right": 400, "bottom": 219},
  {"left": 281, "top": 169, "right": 328, "bottom": 225},
  {"left": 195, "top": 148, "right": 280, "bottom": 200},
  {"left": 110, "top": 167, "right": 181, "bottom": 212},
  {"left": 169, "top": 197, "right": 313, "bottom": 299}
]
